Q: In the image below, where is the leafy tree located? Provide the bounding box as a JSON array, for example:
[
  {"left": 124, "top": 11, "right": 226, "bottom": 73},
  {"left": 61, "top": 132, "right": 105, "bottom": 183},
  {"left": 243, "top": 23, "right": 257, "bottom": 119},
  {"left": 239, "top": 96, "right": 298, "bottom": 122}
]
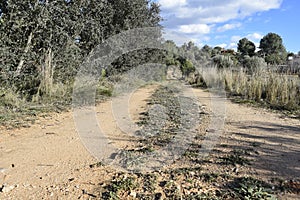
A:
[
  {"left": 163, "top": 40, "right": 178, "bottom": 66},
  {"left": 237, "top": 38, "right": 256, "bottom": 57},
  {"left": 212, "top": 46, "right": 223, "bottom": 57},
  {"left": 201, "top": 45, "right": 212, "bottom": 56},
  {"left": 0, "top": 0, "right": 162, "bottom": 99},
  {"left": 259, "top": 33, "right": 287, "bottom": 65},
  {"left": 0, "top": 0, "right": 8, "bottom": 15},
  {"left": 179, "top": 41, "right": 201, "bottom": 62}
]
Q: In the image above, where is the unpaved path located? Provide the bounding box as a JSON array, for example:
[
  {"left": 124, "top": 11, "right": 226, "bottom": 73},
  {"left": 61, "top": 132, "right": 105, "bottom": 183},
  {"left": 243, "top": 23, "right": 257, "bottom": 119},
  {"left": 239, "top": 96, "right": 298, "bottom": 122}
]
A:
[
  {"left": 0, "top": 84, "right": 299, "bottom": 199},
  {"left": 195, "top": 89, "right": 300, "bottom": 181}
]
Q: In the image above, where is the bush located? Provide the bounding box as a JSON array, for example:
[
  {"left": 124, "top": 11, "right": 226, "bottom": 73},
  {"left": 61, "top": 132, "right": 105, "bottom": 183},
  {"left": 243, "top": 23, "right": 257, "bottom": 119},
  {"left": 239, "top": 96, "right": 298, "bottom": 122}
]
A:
[
  {"left": 181, "top": 60, "right": 195, "bottom": 77},
  {"left": 242, "top": 56, "right": 267, "bottom": 74},
  {"left": 213, "top": 55, "right": 235, "bottom": 68}
]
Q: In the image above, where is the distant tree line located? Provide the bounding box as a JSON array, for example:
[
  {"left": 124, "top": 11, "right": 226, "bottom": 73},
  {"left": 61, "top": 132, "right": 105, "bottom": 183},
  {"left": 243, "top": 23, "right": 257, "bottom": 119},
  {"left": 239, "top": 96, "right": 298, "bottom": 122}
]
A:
[{"left": 159, "top": 31, "right": 300, "bottom": 81}]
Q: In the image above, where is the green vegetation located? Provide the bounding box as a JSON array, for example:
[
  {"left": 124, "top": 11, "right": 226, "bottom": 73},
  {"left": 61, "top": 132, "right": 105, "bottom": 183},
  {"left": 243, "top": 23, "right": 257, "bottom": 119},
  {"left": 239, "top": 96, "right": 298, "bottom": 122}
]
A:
[
  {"left": 0, "top": 0, "right": 161, "bottom": 126},
  {"left": 259, "top": 33, "right": 287, "bottom": 65},
  {"left": 162, "top": 35, "right": 300, "bottom": 115},
  {"left": 231, "top": 177, "right": 277, "bottom": 200},
  {"left": 237, "top": 38, "right": 256, "bottom": 57},
  {"left": 1, "top": 0, "right": 298, "bottom": 126},
  {"left": 0, "top": 2, "right": 299, "bottom": 199}
]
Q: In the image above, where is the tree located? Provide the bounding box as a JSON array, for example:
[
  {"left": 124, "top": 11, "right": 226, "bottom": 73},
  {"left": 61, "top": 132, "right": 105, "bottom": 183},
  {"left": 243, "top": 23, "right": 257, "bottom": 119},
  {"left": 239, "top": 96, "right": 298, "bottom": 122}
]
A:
[
  {"left": 237, "top": 38, "right": 256, "bottom": 57},
  {"left": 0, "top": 0, "right": 8, "bottom": 15},
  {"left": 163, "top": 40, "right": 178, "bottom": 66},
  {"left": 0, "top": 0, "right": 162, "bottom": 99},
  {"left": 259, "top": 33, "right": 287, "bottom": 65},
  {"left": 212, "top": 46, "right": 223, "bottom": 57},
  {"left": 201, "top": 45, "right": 212, "bottom": 55}
]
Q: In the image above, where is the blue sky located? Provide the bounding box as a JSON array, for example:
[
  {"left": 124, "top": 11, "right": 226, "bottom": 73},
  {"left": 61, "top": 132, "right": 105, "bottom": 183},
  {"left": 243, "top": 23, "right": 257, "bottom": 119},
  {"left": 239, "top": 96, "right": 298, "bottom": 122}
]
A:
[{"left": 156, "top": 0, "right": 299, "bottom": 53}]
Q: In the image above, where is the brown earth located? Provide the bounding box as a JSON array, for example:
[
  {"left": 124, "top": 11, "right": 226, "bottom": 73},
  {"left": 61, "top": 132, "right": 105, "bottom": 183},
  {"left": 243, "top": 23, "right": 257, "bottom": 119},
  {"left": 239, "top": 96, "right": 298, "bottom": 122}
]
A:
[{"left": 0, "top": 83, "right": 299, "bottom": 199}]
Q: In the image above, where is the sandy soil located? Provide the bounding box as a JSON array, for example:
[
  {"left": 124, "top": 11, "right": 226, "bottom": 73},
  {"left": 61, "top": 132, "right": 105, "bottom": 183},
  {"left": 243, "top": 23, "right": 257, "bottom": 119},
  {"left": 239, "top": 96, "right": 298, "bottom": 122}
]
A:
[{"left": 0, "top": 84, "right": 299, "bottom": 199}]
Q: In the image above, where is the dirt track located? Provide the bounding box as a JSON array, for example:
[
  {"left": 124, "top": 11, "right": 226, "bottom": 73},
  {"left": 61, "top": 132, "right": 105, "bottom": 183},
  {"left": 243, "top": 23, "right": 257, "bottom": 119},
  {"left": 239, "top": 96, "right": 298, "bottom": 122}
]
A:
[{"left": 0, "top": 84, "right": 299, "bottom": 199}]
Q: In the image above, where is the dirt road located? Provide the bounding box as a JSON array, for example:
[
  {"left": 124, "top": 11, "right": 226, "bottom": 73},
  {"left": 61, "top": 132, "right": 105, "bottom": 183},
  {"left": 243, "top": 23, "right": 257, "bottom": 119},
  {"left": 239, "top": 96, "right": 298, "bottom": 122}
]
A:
[{"left": 0, "top": 84, "right": 299, "bottom": 199}]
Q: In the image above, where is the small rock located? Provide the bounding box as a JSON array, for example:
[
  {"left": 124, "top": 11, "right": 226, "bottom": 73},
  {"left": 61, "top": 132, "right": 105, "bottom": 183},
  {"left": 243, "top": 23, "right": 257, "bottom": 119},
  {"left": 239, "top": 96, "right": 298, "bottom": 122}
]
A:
[
  {"left": 129, "top": 191, "right": 137, "bottom": 198},
  {"left": 233, "top": 167, "right": 239, "bottom": 173},
  {"left": 0, "top": 168, "right": 6, "bottom": 173},
  {"left": 189, "top": 171, "right": 195, "bottom": 176},
  {"left": 68, "top": 178, "right": 75, "bottom": 182},
  {"left": 213, "top": 183, "right": 220, "bottom": 187},
  {"left": 1, "top": 185, "right": 15, "bottom": 193}
]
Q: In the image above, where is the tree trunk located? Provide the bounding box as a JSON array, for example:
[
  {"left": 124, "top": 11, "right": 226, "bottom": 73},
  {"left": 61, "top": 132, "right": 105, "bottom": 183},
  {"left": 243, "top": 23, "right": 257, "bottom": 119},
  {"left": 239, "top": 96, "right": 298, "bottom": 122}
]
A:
[
  {"left": 15, "top": 32, "right": 34, "bottom": 76},
  {"left": 40, "top": 47, "right": 55, "bottom": 96}
]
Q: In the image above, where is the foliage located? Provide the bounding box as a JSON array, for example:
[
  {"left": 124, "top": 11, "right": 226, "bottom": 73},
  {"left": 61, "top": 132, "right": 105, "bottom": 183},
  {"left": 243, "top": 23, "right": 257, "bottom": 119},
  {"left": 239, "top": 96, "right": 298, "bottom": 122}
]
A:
[
  {"left": 181, "top": 59, "right": 195, "bottom": 76},
  {"left": 212, "top": 55, "right": 235, "bottom": 68},
  {"left": 259, "top": 33, "right": 287, "bottom": 65},
  {"left": 201, "top": 45, "right": 213, "bottom": 56},
  {"left": 242, "top": 56, "right": 267, "bottom": 74},
  {"left": 231, "top": 177, "right": 276, "bottom": 200},
  {"left": 212, "top": 46, "right": 223, "bottom": 57},
  {"left": 0, "top": 0, "right": 161, "bottom": 99},
  {"left": 237, "top": 38, "right": 256, "bottom": 57}
]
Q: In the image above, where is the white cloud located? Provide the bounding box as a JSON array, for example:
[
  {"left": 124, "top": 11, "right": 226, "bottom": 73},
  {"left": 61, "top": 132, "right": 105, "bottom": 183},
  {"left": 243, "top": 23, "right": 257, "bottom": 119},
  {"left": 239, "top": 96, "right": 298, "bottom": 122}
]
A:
[
  {"left": 228, "top": 32, "right": 263, "bottom": 50},
  {"left": 158, "top": 0, "right": 187, "bottom": 9},
  {"left": 202, "top": 36, "right": 211, "bottom": 42},
  {"left": 179, "top": 24, "right": 211, "bottom": 34},
  {"left": 246, "top": 32, "right": 263, "bottom": 40},
  {"left": 254, "top": 43, "right": 260, "bottom": 50},
  {"left": 216, "top": 43, "right": 227, "bottom": 48},
  {"left": 159, "top": 0, "right": 283, "bottom": 48},
  {"left": 231, "top": 35, "right": 242, "bottom": 42},
  {"left": 160, "top": 0, "right": 282, "bottom": 27},
  {"left": 228, "top": 42, "right": 237, "bottom": 49},
  {"left": 217, "top": 23, "right": 242, "bottom": 32},
  {"left": 231, "top": 33, "right": 263, "bottom": 43}
]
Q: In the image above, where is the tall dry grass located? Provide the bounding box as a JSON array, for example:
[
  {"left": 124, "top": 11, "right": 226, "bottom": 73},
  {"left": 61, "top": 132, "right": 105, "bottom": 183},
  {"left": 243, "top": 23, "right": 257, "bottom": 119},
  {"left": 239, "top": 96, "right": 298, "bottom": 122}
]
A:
[{"left": 198, "top": 66, "right": 300, "bottom": 110}]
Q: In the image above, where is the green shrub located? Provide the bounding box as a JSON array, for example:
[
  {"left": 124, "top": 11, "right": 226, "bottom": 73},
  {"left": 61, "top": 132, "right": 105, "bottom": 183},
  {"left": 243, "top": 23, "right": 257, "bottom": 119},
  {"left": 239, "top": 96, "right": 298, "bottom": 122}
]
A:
[
  {"left": 213, "top": 55, "right": 235, "bottom": 68},
  {"left": 181, "top": 59, "right": 195, "bottom": 77}
]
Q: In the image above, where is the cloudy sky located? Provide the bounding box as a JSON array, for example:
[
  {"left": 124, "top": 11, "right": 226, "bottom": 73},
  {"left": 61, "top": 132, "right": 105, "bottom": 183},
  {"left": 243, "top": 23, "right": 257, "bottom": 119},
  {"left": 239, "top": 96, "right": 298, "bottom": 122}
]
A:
[{"left": 156, "top": 0, "right": 299, "bottom": 53}]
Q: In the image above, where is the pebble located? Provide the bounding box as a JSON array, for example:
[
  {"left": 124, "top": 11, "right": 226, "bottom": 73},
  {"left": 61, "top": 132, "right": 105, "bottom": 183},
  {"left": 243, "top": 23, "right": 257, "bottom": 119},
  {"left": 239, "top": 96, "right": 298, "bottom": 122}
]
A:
[
  {"left": 130, "top": 191, "right": 137, "bottom": 198},
  {"left": 0, "top": 168, "right": 6, "bottom": 173},
  {"left": 1, "top": 185, "right": 16, "bottom": 193},
  {"left": 189, "top": 171, "right": 195, "bottom": 176}
]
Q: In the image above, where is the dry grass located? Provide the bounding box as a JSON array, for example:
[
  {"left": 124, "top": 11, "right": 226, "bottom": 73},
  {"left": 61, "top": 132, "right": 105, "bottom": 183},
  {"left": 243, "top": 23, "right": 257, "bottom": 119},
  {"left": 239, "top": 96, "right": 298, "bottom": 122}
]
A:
[{"left": 198, "top": 66, "right": 300, "bottom": 111}]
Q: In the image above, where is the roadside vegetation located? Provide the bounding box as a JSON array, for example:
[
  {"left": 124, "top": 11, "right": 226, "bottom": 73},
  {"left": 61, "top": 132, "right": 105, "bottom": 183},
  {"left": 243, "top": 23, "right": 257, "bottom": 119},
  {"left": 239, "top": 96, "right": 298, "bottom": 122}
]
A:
[
  {"left": 0, "top": 1, "right": 299, "bottom": 199},
  {"left": 0, "top": 0, "right": 161, "bottom": 127},
  {"left": 1, "top": 1, "right": 299, "bottom": 127},
  {"left": 162, "top": 37, "right": 300, "bottom": 118}
]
